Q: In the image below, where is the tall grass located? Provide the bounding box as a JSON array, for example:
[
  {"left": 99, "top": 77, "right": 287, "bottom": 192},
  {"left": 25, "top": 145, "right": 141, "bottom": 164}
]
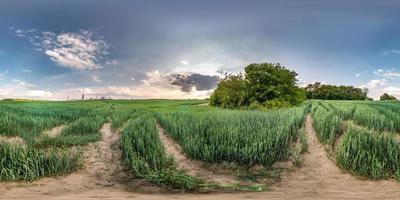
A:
[
  {"left": 110, "top": 108, "right": 139, "bottom": 131},
  {"left": 121, "top": 114, "right": 203, "bottom": 190},
  {"left": 35, "top": 114, "right": 107, "bottom": 148},
  {"left": 311, "top": 103, "right": 342, "bottom": 146},
  {"left": 352, "top": 105, "right": 395, "bottom": 133},
  {"left": 157, "top": 105, "right": 308, "bottom": 167},
  {"left": 0, "top": 143, "right": 82, "bottom": 181},
  {"left": 336, "top": 124, "right": 400, "bottom": 179}
]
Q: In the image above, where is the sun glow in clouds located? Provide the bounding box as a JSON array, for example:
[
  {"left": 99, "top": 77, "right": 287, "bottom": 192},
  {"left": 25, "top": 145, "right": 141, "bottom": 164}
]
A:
[{"left": 180, "top": 60, "right": 189, "bottom": 66}]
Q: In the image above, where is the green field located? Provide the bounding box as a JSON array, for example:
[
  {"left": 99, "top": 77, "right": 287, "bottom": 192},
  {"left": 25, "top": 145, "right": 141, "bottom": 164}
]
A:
[{"left": 1, "top": 99, "right": 400, "bottom": 190}]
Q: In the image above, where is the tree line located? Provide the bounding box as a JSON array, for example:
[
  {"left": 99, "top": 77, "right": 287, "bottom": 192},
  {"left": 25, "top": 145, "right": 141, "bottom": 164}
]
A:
[
  {"left": 210, "top": 62, "right": 397, "bottom": 109},
  {"left": 304, "top": 82, "right": 368, "bottom": 100}
]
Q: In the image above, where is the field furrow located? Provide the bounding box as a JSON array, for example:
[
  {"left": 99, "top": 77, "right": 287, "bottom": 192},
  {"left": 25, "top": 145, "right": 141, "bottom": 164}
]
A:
[
  {"left": 271, "top": 114, "right": 400, "bottom": 199},
  {"left": 156, "top": 123, "right": 239, "bottom": 185}
]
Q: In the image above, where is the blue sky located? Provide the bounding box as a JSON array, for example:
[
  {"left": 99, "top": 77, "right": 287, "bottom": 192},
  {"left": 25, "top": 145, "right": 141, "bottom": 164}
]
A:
[{"left": 1, "top": 0, "right": 400, "bottom": 100}]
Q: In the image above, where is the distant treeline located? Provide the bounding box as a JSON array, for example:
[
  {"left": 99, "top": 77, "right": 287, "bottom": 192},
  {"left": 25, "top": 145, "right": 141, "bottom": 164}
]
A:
[
  {"left": 305, "top": 82, "right": 368, "bottom": 100},
  {"left": 380, "top": 93, "right": 397, "bottom": 101}
]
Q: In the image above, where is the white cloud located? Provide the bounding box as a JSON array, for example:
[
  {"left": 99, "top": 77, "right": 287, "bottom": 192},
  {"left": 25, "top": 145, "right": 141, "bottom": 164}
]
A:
[
  {"left": 383, "top": 49, "right": 400, "bottom": 56},
  {"left": 11, "top": 79, "right": 36, "bottom": 89},
  {"left": 358, "top": 78, "right": 400, "bottom": 100},
  {"left": 391, "top": 50, "right": 400, "bottom": 54},
  {"left": 383, "top": 86, "right": 400, "bottom": 95},
  {"left": 374, "top": 69, "right": 400, "bottom": 79},
  {"left": 23, "top": 69, "right": 32, "bottom": 73},
  {"left": 44, "top": 31, "right": 108, "bottom": 70},
  {"left": 15, "top": 29, "right": 25, "bottom": 37},
  {"left": 91, "top": 75, "right": 102, "bottom": 83},
  {"left": 354, "top": 69, "right": 370, "bottom": 78},
  {"left": 0, "top": 89, "right": 9, "bottom": 97},
  {"left": 27, "top": 90, "right": 52, "bottom": 98},
  {"left": 366, "top": 79, "right": 387, "bottom": 88},
  {"left": 14, "top": 29, "right": 117, "bottom": 70},
  {"left": 0, "top": 73, "right": 6, "bottom": 81},
  {"left": 0, "top": 79, "right": 52, "bottom": 100}
]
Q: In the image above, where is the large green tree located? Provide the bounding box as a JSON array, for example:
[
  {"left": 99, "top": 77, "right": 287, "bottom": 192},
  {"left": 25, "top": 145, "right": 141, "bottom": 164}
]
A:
[
  {"left": 210, "top": 62, "right": 305, "bottom": 109},
  {"left": 245, "top": 63, "right": 305, "bottom": 106}
]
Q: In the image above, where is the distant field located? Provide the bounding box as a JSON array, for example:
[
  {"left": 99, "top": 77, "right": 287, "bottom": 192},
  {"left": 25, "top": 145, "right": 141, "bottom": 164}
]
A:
[{"left": 0, "top": 99, "right": 400, "bottom": 193}]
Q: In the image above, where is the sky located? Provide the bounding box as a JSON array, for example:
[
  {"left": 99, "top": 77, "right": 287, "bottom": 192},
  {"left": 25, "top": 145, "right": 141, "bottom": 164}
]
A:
[{"left": 1, "top": 0, "right": 400, "bottom": 100}]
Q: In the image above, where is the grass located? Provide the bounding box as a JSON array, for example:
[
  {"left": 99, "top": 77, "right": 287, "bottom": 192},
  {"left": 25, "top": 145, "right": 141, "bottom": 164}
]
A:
[
  {"left": 0, "top": 143, "right": 83, "bottom": 181},
  {"left": 156, "top": 105, "right": 309, "bottom": 168},
  {"left": 311, "top": 102, "right": 343, "bottom": 147},
  {"left": 120, "top": 113, "right": 204, "bottom": 190},
  {"left": 336, "top": 124, "right": 400, "bottom": 179},
  {"left": 2, "top": 98, "right": 400, "bottom": 187},
  {"left": 313, "top": 100, "right": 400, "bottom": 180}
]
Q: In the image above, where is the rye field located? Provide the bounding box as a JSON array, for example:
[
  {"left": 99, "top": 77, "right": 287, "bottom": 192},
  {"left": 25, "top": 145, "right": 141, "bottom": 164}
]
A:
[{"left": 1, "top": 99, "right": 400, "bottom": 195}]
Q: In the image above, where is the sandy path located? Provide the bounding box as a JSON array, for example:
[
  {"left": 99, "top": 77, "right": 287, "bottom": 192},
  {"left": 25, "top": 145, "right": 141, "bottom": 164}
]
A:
[
  {"left": 0, "top": 135, "right": 26, "bottom": 147},
  {"left": 156, "top": 124, "right": 239, "bottom": 185},
  {"left": 1, "top": 117, "right": 400, "bottom": 199},
  {"left": 269, "top": 114, "right": 400, "bottom": 199},
  {"left": 0, "top": 123, "right": 160, "bottom": 199},
  {"left": 42, "top": 125, "right": 65, "bottom": 138}
]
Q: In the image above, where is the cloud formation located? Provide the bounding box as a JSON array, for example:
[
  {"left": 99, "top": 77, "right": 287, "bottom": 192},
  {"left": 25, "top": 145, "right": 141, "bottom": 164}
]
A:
[
  {"left": 11, "top": 79, "right": 36, "bottom": 89},
  {"left": 0, "top": 79, "right": 52, "bottom": 99},
  {"left": 374, "top": 69, "right": 400, "bottom": 79},
  {"left": 383, "top": 49, "right": 400, "bottom": 56},
  {"left": 171, "top": 73, "right": 219, "bottom": 92},
  {"left": 383, "top": 86, "right": 400, "bottom": 96},
  {"left": 49, "top": 70, "right": 218, "bottom": 100},
  {"left": 13, "top": 29, "right": 117, "bottom": 70},
  {"left": 365, "top": 79, "right": 387, "bottom": 88}
]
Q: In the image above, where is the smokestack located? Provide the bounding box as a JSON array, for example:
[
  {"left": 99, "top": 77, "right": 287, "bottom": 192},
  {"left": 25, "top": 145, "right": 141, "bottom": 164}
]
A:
[{"left": 81, "top": 94, "right": 85, "bottom": 100}]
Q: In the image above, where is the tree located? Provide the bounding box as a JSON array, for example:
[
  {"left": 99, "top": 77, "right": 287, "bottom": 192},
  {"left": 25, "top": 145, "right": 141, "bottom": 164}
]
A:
[
  {"left": 209, "top": 73, "right": 247, "bottom": 108},
  {"left": 210, "top": 62, "right": 305, "bottom": 109},
  {"left": 304, "top": 83, "right": 368, "bottom": 100},
  {"left": 380, "top": 93, "right": 397, "bottom": 101},
  {"left": 245, "top": 63, "right": 305, "bottom": 106}
]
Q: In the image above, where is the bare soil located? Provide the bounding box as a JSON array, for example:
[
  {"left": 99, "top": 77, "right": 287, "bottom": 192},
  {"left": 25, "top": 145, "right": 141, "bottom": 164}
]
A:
[
  {"left": 0, "top": 135, "right": 26, "bottom": 147},
  {"left": 42, "top": 125, "right": 65, "bottom": 138},
  {"left": 156, "top": 123, "right": 239, "bottom": 185},
  {"left": 1, "top": 117, "right": 400, "bottom": 199}
]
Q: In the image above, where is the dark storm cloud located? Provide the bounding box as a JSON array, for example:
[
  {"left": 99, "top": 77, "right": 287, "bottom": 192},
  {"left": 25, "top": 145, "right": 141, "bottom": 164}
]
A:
[{"left": 171, "top": 73, "right": 219, "bottom": 92}]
